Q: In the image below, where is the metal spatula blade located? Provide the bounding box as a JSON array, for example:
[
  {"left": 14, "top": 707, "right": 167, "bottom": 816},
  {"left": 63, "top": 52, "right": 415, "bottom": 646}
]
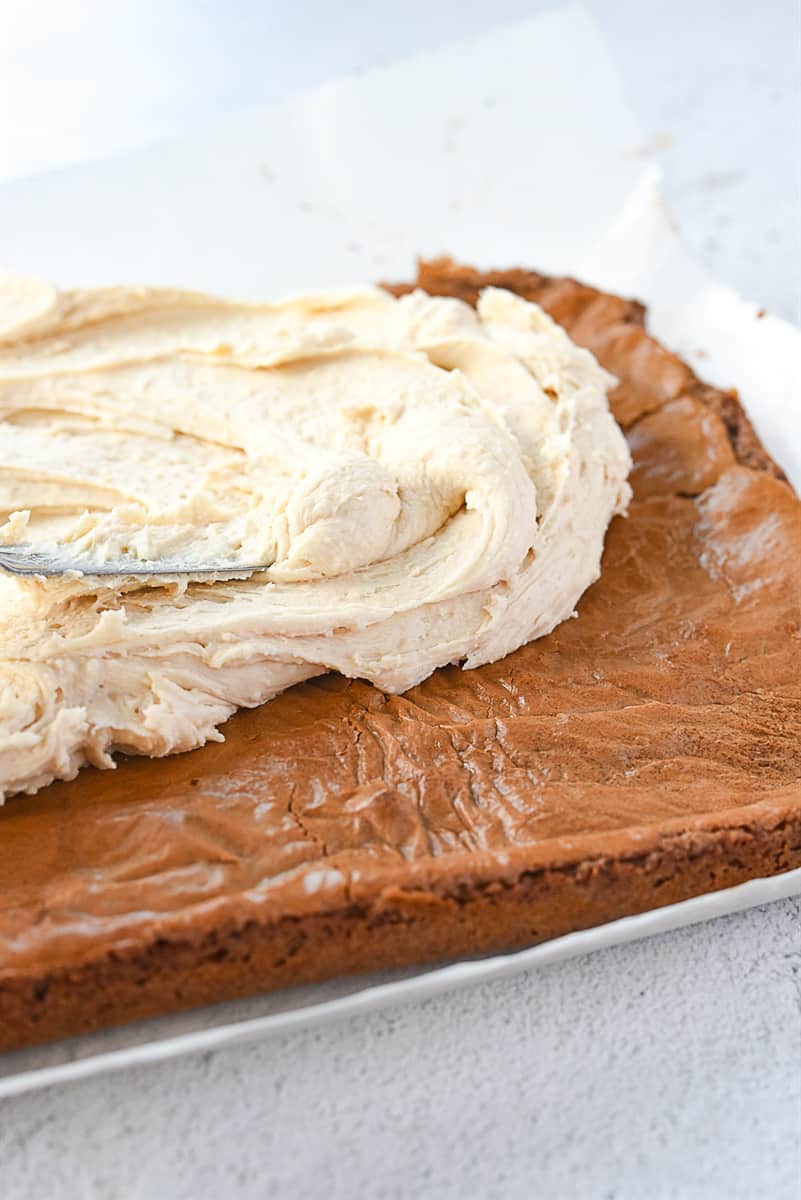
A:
[{"left": 0, "top": 544, "right": 271, "bottom": 577}]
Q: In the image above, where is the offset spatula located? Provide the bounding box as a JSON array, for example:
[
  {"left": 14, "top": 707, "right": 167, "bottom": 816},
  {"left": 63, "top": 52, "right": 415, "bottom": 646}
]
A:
[{"left": 0, "top": 544, "right": 270, "bottom": 577}]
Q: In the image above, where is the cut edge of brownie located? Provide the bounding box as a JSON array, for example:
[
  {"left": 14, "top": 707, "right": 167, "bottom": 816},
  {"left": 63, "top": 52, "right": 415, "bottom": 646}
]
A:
[{"left": 3, "top": 802, "right": 800, "bottom": 1052}]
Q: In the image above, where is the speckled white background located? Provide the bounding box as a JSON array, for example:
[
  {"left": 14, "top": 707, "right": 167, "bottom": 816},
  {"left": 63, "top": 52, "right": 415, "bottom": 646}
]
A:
[{"left": 1, "top": 3, "right": 799, "bottom": 1196}]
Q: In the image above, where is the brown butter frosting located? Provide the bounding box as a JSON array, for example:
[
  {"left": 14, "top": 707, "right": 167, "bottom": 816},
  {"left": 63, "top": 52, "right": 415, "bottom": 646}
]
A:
[{"left": 0, "top": 281, "right": 631, "bottom": 799}]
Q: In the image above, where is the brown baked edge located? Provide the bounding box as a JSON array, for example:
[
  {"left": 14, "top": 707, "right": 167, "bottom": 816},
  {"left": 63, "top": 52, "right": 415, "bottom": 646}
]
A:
[{"left": 3, "top": 809, "right": 800, "bottom": 1051}]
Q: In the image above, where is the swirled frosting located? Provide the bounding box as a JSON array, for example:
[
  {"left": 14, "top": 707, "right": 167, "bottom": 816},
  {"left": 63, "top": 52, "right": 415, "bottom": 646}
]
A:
[{"left": 0, "top": 278, "right": 631, "bottom": 799}]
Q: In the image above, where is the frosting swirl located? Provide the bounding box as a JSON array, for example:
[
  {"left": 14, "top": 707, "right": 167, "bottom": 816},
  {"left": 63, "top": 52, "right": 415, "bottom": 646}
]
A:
[{"left": 0, "top": 279, "right": 631, "bottom": 798}]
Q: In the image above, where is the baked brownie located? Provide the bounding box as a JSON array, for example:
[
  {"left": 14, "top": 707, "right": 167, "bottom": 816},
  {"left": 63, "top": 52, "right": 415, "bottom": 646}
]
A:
[{"left": 1, "top": 260, "right": 798, "bottom": 1051}]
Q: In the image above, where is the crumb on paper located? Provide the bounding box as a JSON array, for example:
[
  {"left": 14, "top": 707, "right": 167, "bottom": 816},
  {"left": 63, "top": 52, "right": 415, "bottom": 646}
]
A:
[{"left": 627, "top": 131, "right": 674, "bottom": 158}]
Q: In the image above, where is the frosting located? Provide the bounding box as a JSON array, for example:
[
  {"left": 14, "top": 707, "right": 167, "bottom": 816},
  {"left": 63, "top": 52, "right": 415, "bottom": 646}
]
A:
[{"left": 0, "top": 279, "right": 631, "bottom": 799}]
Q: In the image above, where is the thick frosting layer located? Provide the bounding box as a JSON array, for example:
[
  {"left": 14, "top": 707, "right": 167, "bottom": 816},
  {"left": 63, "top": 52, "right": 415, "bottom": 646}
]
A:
[{"left": 0, "top": 279, "right": 630, "bottom": 799}]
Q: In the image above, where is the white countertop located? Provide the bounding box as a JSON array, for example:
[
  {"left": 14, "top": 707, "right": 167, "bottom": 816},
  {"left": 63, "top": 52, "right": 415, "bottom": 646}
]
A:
[{"left": 1, "top": 3, "right": 799, "bottom": 1197}]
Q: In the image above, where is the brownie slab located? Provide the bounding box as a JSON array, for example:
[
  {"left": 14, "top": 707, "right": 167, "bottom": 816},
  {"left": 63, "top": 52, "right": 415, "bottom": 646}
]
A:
[{"left": 1, "top": 260, "right": 799, "bottom": 1050}]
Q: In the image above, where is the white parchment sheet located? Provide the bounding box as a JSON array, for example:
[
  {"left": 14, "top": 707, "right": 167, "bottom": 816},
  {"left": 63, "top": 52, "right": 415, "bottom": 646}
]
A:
[{"left": 1, "top": 5, "right": 799, "bottom": 1095}]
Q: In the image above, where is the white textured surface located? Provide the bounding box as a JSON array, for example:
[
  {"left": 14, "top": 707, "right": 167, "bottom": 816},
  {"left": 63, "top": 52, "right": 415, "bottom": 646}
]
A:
[
  {"left": 3, "top": 901, "right": 801, "bottom": 1199},
  {"left": 1, "top": 3, "right": 800, "bottom": 1196}
]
